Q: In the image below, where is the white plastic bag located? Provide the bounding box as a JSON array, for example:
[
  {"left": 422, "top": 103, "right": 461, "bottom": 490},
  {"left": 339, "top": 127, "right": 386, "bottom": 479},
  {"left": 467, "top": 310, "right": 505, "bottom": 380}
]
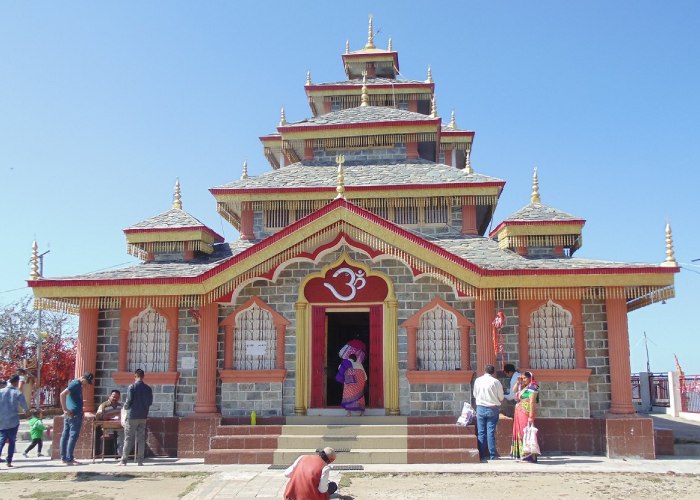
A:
[
  {"left": 522, "top": 424, "right": 541, "bottom": 456},
  {"left": 456, "top": 402, "right": 475, "bottom": 426}
]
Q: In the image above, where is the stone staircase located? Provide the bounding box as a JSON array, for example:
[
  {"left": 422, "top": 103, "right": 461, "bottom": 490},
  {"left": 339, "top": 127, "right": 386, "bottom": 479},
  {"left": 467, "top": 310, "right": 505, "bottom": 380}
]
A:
[{"left": 204, "top": 416, "right": 480, "bottom": 465}]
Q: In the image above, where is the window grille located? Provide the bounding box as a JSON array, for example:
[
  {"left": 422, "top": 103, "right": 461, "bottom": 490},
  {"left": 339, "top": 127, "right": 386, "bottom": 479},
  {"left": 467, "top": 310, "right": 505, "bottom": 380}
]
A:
[
  {"left": 128, "top": 307, "right": 170, "bottom": 372},
  {"left": 394, "top": 206, "right": 419, "bottom": 225},
  {"left": 264, "top": 209, "right": 289, "bottom": 229},
  {"left": 416, "top": 306, "right": 461, "bottom": 370},
  {"left": 330, "top": 96, "right": 342, "bottom": 111},
  {"left": 424, "top": 205, "right": 448, "bottom": 224},
  {"left": 234, "top": 303, "right": 277, "bottom": 370},
  {"left": 527, "top": 300, "right": 576, "bottom": 369}
]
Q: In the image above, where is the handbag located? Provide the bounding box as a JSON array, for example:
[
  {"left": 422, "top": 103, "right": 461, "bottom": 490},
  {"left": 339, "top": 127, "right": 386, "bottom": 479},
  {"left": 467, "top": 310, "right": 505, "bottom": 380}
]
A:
[
  {"left": 456, "top": 402, "right": 475, "bottom": 426},
  {"left": 521, "top": 424, "right": 541, "bottom": 456}
]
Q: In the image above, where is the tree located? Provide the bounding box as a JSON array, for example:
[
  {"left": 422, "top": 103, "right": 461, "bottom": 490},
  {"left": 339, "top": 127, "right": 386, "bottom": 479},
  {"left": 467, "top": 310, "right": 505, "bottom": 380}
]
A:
[{"left": 0, "top": 296, "right": 77, "bottom": 403}]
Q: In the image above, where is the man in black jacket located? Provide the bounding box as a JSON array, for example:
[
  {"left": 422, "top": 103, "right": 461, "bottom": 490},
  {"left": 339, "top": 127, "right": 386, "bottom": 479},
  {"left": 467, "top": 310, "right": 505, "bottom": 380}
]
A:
[{"left": 118, "top": 368, "right": 153, "bottom": 466}]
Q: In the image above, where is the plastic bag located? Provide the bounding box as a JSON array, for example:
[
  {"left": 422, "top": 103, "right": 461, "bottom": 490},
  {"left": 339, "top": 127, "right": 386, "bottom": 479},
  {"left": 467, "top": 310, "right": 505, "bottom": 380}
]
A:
[
  {"left": 120, "top": 407, "right": 127, "bottom": 427},
  {"left": 522, "top": 424, "right": 541, "bottom": 456},
  {"left": 456, "top": 402, "right": 475, "bottom": 426}
]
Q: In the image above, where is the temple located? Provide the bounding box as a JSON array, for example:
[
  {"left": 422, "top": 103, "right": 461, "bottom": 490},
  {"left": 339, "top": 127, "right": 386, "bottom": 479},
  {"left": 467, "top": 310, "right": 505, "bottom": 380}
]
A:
[{"left": 30, "top": 17, "right": 679, "bottom": 462}]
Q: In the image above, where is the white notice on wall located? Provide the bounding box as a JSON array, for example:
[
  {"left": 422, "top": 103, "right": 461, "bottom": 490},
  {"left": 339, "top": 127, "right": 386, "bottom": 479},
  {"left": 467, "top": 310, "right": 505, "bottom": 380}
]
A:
[
  {"left": 245, "top": 341, "right": 267, "bottom": 357},
  {"left": 181, "top": 357, "right": 195, "bottom": 370}
]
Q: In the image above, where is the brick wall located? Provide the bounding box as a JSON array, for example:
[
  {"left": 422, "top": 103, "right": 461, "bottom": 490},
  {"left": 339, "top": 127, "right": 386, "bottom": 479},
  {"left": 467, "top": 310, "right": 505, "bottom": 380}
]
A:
[{"left": 583, "top": 299, "right": 611, "bottom": 416}]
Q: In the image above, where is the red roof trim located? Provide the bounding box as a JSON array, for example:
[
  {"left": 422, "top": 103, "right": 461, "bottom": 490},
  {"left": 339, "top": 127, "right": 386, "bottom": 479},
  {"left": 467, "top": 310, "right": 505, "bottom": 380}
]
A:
[
  {"left": 305, "top": 83, "right": 433, "bottom": 92},
  {"left": 123, "top": 226, "right": 224, "bottom": 242},
  {"left": 209, "top": 181, "right": 506, "bottom": 196},
  {"left": 441, "top": 131, "right": 475, "bottom": 137},
  {"left": 489, "top": 219, "right": 587, "bottom": 237},
  {"left": 260, "top": 135, "right": 282, "bottom": 143},
  {"left": 29, "top": 199, "right": 677, "bottom": 289},
  {"left": 278, "top": 119, "right": 440, "bottom": 133}
]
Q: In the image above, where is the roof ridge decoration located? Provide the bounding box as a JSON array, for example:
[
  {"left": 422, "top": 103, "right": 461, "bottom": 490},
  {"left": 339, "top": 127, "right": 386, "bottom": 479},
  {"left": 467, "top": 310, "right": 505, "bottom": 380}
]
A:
[
  {"left": 531, "top": 167, "right": 541, "bottom": 204},
  {"left": 335, "top": 154, "right": 346, "bottom": 199},
  {"left": 388, "top": 37, "right": 392, "bottom": 51},
  {"left": 306, "top": 71, "right": 311, "bottom": 86},
  {"left": 360, "top": 71, "right": 369, "bottom": 107},
  {"left": 448, "top": 111, "right": 456, "bottom": 129},
  {"left": 345, "top": 39, "right": 350, "bottom": 54},
  {"left": 30, "top": 241, "right": 39, "bottom": 280},
  {"left": 365, "top": 15, "right": 375, "bottom": 49},
  {"left": 661, "top": 223, "right": 678, "bottom": 267},
  {"left": 465, "top": 149, "right": 473, "bottom": 175},
  {"left": 173, "top": 178, "right": 183, "bottom": 210},
  {"left": 426, "top": 65, "right": 433, "bottom": 83},
  {"left": 279, "top": 107, "right": 287, "bottom": 126},
  {"left": 241, "top": 160, "right": 248, "bottom": 180},
  {"left": 430, "top": 96, "right": 437, "bottom": 118}
]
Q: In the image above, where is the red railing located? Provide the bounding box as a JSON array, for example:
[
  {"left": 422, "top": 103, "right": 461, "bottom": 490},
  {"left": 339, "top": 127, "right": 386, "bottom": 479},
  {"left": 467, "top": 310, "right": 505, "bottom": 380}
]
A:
[
  {"left": 630, "top": 373, "right": 670, "bottom": 407},
  {"left": 680, "top": 375, "right": 700, "bottom": 413}
]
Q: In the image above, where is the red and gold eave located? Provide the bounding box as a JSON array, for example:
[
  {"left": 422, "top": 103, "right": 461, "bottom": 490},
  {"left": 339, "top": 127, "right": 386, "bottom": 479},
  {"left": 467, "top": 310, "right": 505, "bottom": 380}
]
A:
[{"left": 28, "top": 198, "right": 678, "bottom": 313}]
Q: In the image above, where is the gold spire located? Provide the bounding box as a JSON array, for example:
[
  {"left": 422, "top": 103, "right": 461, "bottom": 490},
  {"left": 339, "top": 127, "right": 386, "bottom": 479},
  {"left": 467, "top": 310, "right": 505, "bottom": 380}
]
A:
[
  {"left": 661, "top": 223, "right": 679, "bottom": 267},
  {"left": 365, "top": 15, "right": 375, "bottom": 49},
  {"left": 173, "top": 178, "right": 182, "bottom": 209},
  {"left": 360, "top": 71, "right": 369, "bottom": 107},
  {"left": 531, "top": 167, "right": 541, "bottom": 204},
  {"left": 30, "top": 241, "right": 39, "bottom": 280},
  {"left": 430, "top": 96, "right": 437, "bottom": 118},
  {"left": 335, "top": 154, "right": 346, "bottom": 199},
  {"left": 464, "top": 149, "right": 473, "bottom": 174},
  {"left": 306, "top": 71, "right": 311, "bottom": 86},
  {"left": 345, "top": 39, "right": 350, "bottom": 54},
  {"left": 241, "top": 160, "right": 248, "bottom": 179},
  {"left": 279, "top": 107, "right": 287, "bottom": 126},
  {"left": 388, "top": 38, "right": 392, "bottom": 51},
  {"left": 425, "top": 65, "right": 433, "bottom": 83},
  {"left": 448, "top": 110, "right": 456, "bottom": 129}
]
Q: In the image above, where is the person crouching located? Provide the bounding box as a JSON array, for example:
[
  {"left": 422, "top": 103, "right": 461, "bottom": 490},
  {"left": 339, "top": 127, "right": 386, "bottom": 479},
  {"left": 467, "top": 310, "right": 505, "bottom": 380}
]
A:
[{"left": 284, "top": 446, "right": 338, "bottom": 499}]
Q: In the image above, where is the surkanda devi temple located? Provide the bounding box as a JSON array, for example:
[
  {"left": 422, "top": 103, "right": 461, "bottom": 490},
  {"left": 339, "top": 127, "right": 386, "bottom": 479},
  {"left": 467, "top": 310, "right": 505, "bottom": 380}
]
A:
[{"left": 30, "top": 17, "right": 679, "bottom": 462}]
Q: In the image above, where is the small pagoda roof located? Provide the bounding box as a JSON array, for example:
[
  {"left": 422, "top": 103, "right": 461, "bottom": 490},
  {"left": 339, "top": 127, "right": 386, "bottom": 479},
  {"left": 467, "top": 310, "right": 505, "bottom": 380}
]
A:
[
  {"left": 279, "top": 106, "right": 437, "bottom": 129},
  {"left": 212, "top": 160, "right": 504, "bottom": 192},
  {"left": 125, "top": 208, "right": 222, "bottom": 235},
  {"left": 494, "top": 202, "right": 584, "bottom": 227}
]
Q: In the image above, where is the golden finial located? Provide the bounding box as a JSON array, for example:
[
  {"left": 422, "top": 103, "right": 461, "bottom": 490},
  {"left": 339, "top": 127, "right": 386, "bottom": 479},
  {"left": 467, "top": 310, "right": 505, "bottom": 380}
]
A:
[
  {"left": 241, "top": 160, "right": 248, "bottom": 180},
  {"left": 360, "top": 71, "right": 369, "bottom": 107},
  {"left": 661, "top": 223, "right": 679, "bottom": 267},
  {"left": 30, "top": 241, "right": 39, "bottom": 280},
  {"left": 173, "top": 178, "right": 182, "bottom": 210},
  {"left": 279, "top": 107, "right": 287, "bottom": 126},
  {"left": 430, "top": 96, "right": 437, "bottom": 118},
  {"left": 426, "top": 65, "right": 433, "bottom": 83},
  {"left": 531, "top": 167, "right": 541, "bottom": 204},
  {"left": 306, "top": 71, "right": 311, "bottom": 86},
  {"left": 345, "top": 39, "right": 350, "bottom": 54},
  {"left": 388, "top": 38, "right": 392, "bottom": 51},
  {"left": 464, "top": 150, "right": 473, "bottom": 174},
  {"left": 365, "top": 15, "right": 375, "bottom": 49},
  {"left": 448, "top": 110, "right": 456, "bottom": 129},
  {"left": 335, "top": 154, "right": 346, "bottom": 199}
]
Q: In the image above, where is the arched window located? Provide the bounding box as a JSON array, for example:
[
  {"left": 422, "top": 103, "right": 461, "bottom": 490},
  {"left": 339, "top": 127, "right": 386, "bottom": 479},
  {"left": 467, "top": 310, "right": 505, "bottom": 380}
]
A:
[
  {"left": 233, "top": 302, "right": 276, "bottom": 370},
  {"left": 128, "top": 306, "right": 170, "bottom": 372},
  {"left": 527, "top": 300, "right": 576, "bottom": 369},
  {"left": 416, "top": 305, "right": 461, "bottom": 371}
]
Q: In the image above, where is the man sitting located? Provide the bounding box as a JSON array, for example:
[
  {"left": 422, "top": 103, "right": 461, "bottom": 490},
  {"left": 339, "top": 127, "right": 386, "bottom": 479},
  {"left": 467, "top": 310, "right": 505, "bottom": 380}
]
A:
[{"left": 95, "top": 390, "right": 124, "bottom": 457}]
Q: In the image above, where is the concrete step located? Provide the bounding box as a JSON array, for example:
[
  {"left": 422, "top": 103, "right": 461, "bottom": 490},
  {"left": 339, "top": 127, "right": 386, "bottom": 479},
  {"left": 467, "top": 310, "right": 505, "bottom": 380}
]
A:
[
  {"left": 675, "top": 443, "right": 700, "bottom": 456},
  {"left": 285, "top": 416, "right": 407, "bottom": 425},
  {"left": 214, "top": 424, "right": 282, "bottom": 436},
  {"left": 204, "top": 449, "right": 275, "bottom": 464},
  {"left": 273, "top": 448, "right": 480, "bottom": 465}
]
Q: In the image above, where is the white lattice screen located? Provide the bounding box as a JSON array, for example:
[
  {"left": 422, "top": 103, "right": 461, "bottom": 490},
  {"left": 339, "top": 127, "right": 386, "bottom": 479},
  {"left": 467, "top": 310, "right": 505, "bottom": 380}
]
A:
[
  {"left": 416, "top": 306, "right": 461, "bottom": 370},
  {"left": 527, "top": 300, "right": 576, "bottom": 369},
  {"left": 234, "top": 303, "right": 276, "bottom": 370},
  {"left": 128, "top": 307, "right": 170, "bottom": 372}
]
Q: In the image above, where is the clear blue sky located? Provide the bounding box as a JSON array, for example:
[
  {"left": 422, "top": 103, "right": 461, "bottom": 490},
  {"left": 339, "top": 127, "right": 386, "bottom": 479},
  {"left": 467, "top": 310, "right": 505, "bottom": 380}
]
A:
[{"left": 1, "top": 1, "right": 698, "bottom": 374}]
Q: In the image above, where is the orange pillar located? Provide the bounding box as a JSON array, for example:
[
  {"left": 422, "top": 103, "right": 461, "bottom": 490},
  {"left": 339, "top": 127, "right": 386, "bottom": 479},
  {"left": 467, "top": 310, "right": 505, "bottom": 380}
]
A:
[
  {"left": 461, "top": 205, "right": 478, "bottom": 235},
  {"left": 240, "top": 202, "right": 255, "bottom": 240},
  {"left": 606, "top": 294, "right": 635, "bottom": 414},
  {"left": 475, "top": 298, "right": 496, "bottom": 371},
  {"left": 75, "top": 307, "right": 98, "bottom": 412},
  {"left": 195, "top": 302, "right": 219, "bottom": 414}
]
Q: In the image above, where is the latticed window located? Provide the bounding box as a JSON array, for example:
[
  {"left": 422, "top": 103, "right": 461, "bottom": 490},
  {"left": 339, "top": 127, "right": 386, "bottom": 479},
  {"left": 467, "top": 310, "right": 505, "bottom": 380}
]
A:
[
  {"left": 527, "top": 300, "right": 576, "bottom": 369},
  {"left": 264, "top": 209, "right": 289, "bottom": 229},
  {"left": 416, "top": 306, "right": 461, "bottom": 370},
  {"left": 234, "top": 303, "right": 277, "bottom": 370},
  {"left": 424, "top": 205, "right": 448, "bottom": 224},
  {"left": 330, "top": 96, "right": 342, "bottom": 111},
  {"left": 394, "top": 206, "right": 419, "bottom": 225},
  {"left": 128, "top": 307, "right": 170, "bottom": 372}
]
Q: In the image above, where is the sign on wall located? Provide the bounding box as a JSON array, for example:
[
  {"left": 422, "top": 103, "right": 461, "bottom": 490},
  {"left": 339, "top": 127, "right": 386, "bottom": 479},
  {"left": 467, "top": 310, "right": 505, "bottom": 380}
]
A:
[{"left": 305, "top": 260, "right": 388, "bottom": 303}]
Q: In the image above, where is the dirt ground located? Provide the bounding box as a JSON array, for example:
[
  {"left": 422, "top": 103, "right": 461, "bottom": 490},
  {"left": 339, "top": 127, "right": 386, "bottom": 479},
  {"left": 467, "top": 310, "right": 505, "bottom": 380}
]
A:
[
  {"left": 339, "top": 472, "right": 700, "bottom": 500},
  {"left": 0, "top": 471, "right": 207, "bottom": 500}
]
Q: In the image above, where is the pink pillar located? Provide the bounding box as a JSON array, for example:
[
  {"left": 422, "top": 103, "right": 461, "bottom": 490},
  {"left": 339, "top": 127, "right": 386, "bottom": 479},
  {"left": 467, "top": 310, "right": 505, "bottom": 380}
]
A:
[
  {"left": 606, "top": 295, "right": 635, "bottom": 414},
  {"left": 195, "top": 302, "right": 219, "bottom": 414},
  {"left": 461, "top": 205, "right": 478, "bottom": 235},
  {"left": 75, "top": 307, "right": 98, "bottom": 413},
  {"left": 240, "top": 202, "right": 254, "bottom": 241},
  {"left": 475, "top": 298, "right": 496, "bottom": 370}
]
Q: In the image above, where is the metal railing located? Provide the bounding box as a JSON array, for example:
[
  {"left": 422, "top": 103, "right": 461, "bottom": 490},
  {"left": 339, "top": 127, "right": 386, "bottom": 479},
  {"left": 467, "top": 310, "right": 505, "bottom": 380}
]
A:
[
  {"left": 630, "top": 372, "right": 670, "bottom": 407},
  {"left": 680, "top": 375, "right": 700, "bottom": 413}
]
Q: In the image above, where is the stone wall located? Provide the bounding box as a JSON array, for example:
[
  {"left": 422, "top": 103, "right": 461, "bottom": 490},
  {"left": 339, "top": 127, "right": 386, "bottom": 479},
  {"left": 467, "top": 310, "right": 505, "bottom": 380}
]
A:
[
  {"left": 538, "top": 381, "right": 591, "bottom": 418},
  {"left": 408, "top": 383, "right": 472, "bottom": 416},
  {"left": 95, "top": 309, "right": 120, "bottom": 402},
  {"left": 583, "top": 299, "right": 611, "bottom": 416}
]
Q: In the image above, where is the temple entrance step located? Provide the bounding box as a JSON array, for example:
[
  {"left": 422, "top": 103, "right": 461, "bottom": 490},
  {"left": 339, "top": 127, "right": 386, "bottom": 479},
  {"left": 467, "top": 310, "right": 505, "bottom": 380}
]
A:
[{"left": 203, "top": 418, "right": 480, "bottom": 465}]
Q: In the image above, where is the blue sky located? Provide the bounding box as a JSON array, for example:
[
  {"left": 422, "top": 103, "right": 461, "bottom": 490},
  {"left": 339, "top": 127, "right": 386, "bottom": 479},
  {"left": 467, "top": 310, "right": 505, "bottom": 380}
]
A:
[{"left": 1, "top": 1, "right": 698, "bottom": 374}]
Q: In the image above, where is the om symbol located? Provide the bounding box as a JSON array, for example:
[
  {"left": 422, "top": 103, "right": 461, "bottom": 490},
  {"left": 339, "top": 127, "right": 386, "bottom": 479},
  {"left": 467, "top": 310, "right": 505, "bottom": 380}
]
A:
[{"left": 323, "top": 267, "right": 366, "bottom": 301}]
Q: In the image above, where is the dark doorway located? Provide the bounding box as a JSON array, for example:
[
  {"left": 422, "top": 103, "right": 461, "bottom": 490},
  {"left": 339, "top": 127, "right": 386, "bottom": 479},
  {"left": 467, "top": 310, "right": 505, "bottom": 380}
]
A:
[{"left": 325, "top": 311, "right": 370, "bottom": 407}]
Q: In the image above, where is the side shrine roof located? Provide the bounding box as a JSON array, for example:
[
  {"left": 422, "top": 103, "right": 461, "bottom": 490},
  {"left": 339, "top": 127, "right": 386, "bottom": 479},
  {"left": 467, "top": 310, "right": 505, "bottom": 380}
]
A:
[
  {"left": 212, "top": 160, "right": 504, "bottom": 191},
  {"left": 125, "top": 208, "right": 223, "bottom": 238},
  {"left": 499, "top": 202, "right": 583, "bottom": 224}
]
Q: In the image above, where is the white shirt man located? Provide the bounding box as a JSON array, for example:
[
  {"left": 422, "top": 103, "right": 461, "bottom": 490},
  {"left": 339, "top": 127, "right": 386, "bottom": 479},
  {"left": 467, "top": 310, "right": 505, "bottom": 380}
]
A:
[{"left": 473, "top": 364, "right": 504, "bottom": 461}]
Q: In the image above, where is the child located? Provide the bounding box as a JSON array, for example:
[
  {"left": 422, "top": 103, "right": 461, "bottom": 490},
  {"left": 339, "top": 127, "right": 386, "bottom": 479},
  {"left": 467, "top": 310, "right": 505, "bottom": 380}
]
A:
[{"left": 23, "top": 409, "right": 49, "bottom": 458}]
